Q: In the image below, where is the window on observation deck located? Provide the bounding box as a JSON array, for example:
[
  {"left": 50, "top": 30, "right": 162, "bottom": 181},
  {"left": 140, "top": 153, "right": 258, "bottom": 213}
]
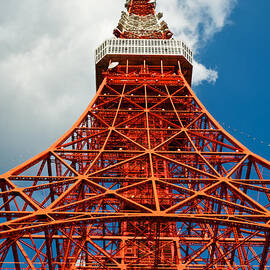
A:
[{"left": 95, "top": 38, "right": 193, "bottom": 64}]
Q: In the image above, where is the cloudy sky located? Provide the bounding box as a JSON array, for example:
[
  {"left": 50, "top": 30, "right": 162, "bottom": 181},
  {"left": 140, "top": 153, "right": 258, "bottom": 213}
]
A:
[{"left": 1, "top": 0, "right": 270, "bottom": 172}]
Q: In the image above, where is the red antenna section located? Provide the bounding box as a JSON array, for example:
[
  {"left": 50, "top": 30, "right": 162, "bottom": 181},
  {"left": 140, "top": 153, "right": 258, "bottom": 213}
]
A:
[
  {"left": 127, "top": 0, "right": 156, "bottom": 16},
  {"left": 114, "top": 0, "right": 173, "bottom": 39}
]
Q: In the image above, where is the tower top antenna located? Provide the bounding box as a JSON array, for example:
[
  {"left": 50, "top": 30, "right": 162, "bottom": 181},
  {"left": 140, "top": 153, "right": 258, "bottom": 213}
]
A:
[
  {"left": 125, "top": 0, "right": 156, "bottom": 16},
  {"left": 114, "top": 0, "right": 173, "bottom": 39}
]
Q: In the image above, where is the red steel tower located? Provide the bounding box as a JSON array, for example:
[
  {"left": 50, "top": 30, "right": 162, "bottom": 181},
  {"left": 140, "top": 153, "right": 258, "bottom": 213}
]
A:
[{"left": 1, "top": 0, "right": 270, "bottom": 269}]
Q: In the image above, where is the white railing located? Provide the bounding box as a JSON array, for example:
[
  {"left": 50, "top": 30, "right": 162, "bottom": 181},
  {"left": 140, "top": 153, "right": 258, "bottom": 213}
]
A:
[{"left": 95, "top": 38, "right": 193, "bottom": 65}]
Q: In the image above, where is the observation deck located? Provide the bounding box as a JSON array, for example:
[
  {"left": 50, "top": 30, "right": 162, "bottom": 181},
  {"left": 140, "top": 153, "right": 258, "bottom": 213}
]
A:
[{"left": 95, "top": 38, "right": 193, "bottom": 88}]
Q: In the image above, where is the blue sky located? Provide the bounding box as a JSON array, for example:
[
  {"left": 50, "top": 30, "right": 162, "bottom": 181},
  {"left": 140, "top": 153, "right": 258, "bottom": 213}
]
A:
[
  {"left": 0, "top": 0, "right": 270, "bottom": 172},
  {"left": 196, "top": 0, "right": 270, "bottom": 161}
]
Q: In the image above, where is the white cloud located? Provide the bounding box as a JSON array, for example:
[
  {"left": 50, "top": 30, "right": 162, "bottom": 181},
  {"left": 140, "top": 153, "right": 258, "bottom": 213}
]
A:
[
  {"left": 192, "top": 60, "right": 218, "bottom": 85},
  {"left": 158, "top": 0, "right": 236, "bottom": 84},
  {"left": 0, "top": 0, "right": 236, "bottom": 171}
]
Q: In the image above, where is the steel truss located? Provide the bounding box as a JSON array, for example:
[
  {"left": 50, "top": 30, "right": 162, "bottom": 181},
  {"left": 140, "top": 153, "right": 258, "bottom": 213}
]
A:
[
  {"left": 1, "top": 0, "right": 270, "bottom": 268},
  {"left": 1, "top": 61, "right": 270, "bottom": 269}
]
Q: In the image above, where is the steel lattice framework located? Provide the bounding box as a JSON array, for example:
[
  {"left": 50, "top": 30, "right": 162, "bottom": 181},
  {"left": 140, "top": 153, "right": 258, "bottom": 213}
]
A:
[{"left": 1, "top": 0, "right": 270, "bottom": 269}]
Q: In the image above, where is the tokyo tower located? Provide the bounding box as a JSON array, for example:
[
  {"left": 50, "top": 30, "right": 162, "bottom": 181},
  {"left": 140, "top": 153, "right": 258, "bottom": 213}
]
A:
[{"left": 1, "top": 0, "right": 270, "bottom": 269}]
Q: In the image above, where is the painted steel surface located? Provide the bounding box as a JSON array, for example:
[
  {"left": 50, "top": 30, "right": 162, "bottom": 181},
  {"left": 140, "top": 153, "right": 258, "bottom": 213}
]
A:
[{"left": 1, "top": 0, "right": 270, "bottom": 269}]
